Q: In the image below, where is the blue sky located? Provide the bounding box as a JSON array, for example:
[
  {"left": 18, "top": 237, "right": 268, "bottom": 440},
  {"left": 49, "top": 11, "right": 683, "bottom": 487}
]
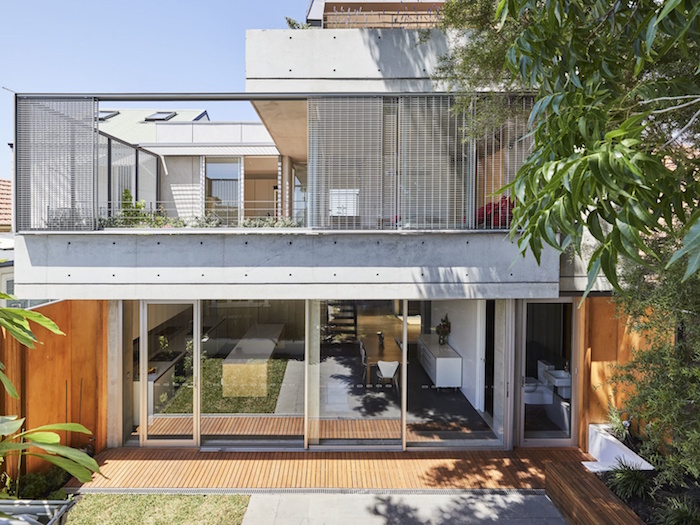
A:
[{"left": 0, "top": 0, "right": 309, "bottom": 179}]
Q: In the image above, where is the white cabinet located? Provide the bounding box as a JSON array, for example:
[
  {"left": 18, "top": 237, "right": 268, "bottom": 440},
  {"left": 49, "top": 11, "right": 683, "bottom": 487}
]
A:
[{"left": 417, "top": 334, "right": 462, "bottom": 388}]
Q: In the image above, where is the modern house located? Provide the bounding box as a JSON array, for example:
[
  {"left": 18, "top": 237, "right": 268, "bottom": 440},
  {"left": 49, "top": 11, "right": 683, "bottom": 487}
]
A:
[{"left": 8, "top": 0, "right": 636, "bottom": 467}]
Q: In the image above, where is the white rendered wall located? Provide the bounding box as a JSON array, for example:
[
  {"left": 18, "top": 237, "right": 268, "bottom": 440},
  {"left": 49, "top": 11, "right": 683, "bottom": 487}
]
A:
[
  {"left": 155, "top": 122, "right": 274, "bottom": 144},
  {"left": 431, "top": 300, "right": 485, "bottom": 409},
  {"left": 160, "top": 157, "right": 201, "bottom": 219}
]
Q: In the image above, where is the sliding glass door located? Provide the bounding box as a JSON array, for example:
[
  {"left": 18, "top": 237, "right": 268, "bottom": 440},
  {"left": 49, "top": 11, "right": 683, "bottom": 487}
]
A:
[
  {"left": 140, "top": 301, "right": 199, "bottom": 446},
  {"left": 519, "top": 300, "right": 575, "bottom": 446}
]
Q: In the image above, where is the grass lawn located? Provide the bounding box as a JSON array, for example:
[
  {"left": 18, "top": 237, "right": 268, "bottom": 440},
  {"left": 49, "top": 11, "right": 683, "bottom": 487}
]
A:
[
  {"left": 66, "top": 494, "right": 249, "bottom": 525},
  {"left": 162, "top": 356, "right": 289, "bottom": 414}
]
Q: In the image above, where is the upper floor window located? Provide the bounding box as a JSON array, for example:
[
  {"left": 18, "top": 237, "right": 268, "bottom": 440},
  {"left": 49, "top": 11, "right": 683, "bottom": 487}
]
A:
[
  {"left": 98, "top": 110, "right": 119, "bottom": 121},
  {"left": 145, "top": 111, "right": 177, "bottom": 122}
]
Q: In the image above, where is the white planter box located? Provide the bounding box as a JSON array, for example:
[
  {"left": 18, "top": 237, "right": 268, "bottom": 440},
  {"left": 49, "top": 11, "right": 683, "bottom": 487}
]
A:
[{"left": 583, "top": 423, "right": 654, "bottom": 472}]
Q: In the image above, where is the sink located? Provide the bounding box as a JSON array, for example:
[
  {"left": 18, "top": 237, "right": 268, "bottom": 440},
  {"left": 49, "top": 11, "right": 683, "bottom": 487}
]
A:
[{"left": 543, "top": 369, "right": 571, "bottom": 387}]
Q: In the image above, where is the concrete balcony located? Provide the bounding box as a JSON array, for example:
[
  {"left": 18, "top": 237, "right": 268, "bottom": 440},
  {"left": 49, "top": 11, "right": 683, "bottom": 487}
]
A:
[{"left": 15, "top": 229, "right": 559, "bottom": 300}]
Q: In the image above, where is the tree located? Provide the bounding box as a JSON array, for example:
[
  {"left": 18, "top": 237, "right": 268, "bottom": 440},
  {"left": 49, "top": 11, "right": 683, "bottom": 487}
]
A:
[
  {"left": 439, "top": 0, "right": 700, "bottom": 293},
  {"left": 613, "top": 239, "right": 700, "bottom": 485},
  {"left": 0, "top": 294, "right": 101, "bottom": 487}
]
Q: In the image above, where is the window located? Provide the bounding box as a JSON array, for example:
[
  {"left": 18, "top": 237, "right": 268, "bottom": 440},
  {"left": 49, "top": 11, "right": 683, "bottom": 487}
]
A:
[
  {"left": 205, "top": 158, "right": 241, "bottom": 226},
  {"left": 98, "top": 110, "right": 119, "bottom": 121},
  {"left": 145, "top": 111, "right": 177, "bottom": 122}
]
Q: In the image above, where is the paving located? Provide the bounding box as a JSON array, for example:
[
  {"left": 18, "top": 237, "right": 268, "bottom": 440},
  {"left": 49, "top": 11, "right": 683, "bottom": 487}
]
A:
[{"left": 241, "top": 490, "right": 566, "bottom": 525}]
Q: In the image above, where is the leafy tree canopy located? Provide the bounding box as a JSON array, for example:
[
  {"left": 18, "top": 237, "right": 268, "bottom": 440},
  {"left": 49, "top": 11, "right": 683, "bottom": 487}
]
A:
[{"left": 439, "top": 0, "right": 700, "bottom": 292}]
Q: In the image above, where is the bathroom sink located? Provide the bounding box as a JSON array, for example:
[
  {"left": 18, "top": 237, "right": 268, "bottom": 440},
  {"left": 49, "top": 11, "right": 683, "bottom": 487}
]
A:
[{"left": 543, "top": 369, "right": 571, "bottom": 387}]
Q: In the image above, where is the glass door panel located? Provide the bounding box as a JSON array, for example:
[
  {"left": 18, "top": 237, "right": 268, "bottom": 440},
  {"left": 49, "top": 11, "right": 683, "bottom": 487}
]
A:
[
  {"left": 142, "top": 302, "right": 196, "bottom": 443},
  {"left": 308, "top": 300, "right": 403, "bottom": 446},
  {"left": 522, "top": 302, "right": 573, "bottom": 441},
  {"left": 199, "top": 300, "right": 305, "bottom": 447}
]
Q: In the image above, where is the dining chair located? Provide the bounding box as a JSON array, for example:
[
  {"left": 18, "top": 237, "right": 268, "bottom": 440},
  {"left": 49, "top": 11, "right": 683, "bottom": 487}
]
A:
[{"left": 377, "top": 360, "right": 399, "bottom": 389}]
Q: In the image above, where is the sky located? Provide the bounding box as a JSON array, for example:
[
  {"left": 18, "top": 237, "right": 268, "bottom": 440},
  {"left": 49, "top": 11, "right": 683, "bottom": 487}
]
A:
[{"left": 0, "top": 0, "right": 310, "bottom": 179}]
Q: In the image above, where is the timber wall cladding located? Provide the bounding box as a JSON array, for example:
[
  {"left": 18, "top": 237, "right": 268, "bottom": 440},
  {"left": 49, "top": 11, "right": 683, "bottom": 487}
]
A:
[
  {"left": 577, "top": 296, "right": 646, "bottom": 451},
  {"left": 0, "top": 300, "right": 107, "bottom": 473}
]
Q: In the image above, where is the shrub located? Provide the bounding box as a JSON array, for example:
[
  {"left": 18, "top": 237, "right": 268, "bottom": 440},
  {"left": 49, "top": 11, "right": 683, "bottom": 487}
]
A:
[
  {"left": 613, "top": 235, "right": 700, "bottom": 486},
  {"left": 608, "top": 460, "right": 651, "bottom": 502},
  {"left": 17, "top": 472, "right": 46, "bottom": 500},
  {"left": 655, "top": 496, "right": 700, "bottom": 525}
]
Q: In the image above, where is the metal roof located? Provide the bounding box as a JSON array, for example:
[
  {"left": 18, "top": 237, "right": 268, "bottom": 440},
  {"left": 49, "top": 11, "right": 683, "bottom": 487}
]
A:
[
  {"left": 142, "top": 145, "right": 279, "bottom": 157},
  {"left": 98, "top": 109, "right": 208, "bottom": 144}
]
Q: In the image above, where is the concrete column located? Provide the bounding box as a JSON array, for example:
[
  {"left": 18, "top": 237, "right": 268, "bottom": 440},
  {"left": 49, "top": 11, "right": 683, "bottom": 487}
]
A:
[
  {"left": 106, "top": 300, "right": 123, "bottom": 448},
  {"left": 281, "top": 155, "right": 293, "bottom": 218},
  {"left": 305, "top": 300, "right": 321, "bottom": 446}
]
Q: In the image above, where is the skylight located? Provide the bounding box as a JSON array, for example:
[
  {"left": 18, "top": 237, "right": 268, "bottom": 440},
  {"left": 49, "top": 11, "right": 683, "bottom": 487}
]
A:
[
  {"left": 145, "top": 111, "right": 177, "bottom": 122},
  {"left": 98, "top": 110, "right": 119, "bottom": 121}
]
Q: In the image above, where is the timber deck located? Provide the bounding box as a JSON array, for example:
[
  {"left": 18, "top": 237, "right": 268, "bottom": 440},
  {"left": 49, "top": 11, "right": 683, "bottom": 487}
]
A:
[
  {"left": 142, "top": 415, "right": 492, "bottom": 442},
  {"left": 67, "top": 447, "right": 591, "bottom": 492}
]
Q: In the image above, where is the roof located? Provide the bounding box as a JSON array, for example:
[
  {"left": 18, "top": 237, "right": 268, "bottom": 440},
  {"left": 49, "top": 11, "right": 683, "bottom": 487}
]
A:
[
  {"left": 0, "top": 180, "right": 11, "bottom": 231},
  {"left": 98, "top": 109, "right": 209, "bottom": 145},
  {"left": 142, "top": 145, "right": 279, "bottom": 157}
]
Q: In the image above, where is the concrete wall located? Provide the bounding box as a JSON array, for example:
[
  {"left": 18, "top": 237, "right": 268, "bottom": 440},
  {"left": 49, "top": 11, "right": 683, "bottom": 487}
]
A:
[
  {"left": 16, "top": 231, "right": 559, "bottom": 300},
  {"left": 560, "top": 231, "right": 612, "bottom": 293},
  {"left": 246, "top": 29, "right": 450, "bottom": 92}
]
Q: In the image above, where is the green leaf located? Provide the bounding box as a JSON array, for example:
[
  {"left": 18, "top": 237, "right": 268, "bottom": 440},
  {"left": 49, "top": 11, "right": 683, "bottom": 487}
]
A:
[
  {"left": 587, "top": 211, "right": 606, "bottom": 242},
  {"left": 0, "top": 416, "right": 24, "bottom": 437},
  {"left": 28, "top": 454, "right": 95, "bottom": 484},
  {"left": 28, "top": 443, "right": 101, "bottom": 474},
  {"left": 656, "top": 0, "right": 682, "bottom": 25},
  {"left": 0, "top": 370, "right": 18, "bottom": 399},
  {"left": 667, "top": 220, "right": 700, "bottom": 280},
  {"left": 25, "top": 431, "right": 61, "bottom": 445},
  {"left": 20, "top": 422, "right": 92, "bottom": 436}
]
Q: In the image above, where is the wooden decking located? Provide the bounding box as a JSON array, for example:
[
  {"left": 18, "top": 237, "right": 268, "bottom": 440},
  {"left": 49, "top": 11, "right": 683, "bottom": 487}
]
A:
[
  {"left": 145, "top": 416, "right": 490, "bottom": 442},
  {"left": 67, "top": 447, "right": 591, "bottom": 492},
  {"left": 546, "top": 462, "right": 644, "bottom": 525}
]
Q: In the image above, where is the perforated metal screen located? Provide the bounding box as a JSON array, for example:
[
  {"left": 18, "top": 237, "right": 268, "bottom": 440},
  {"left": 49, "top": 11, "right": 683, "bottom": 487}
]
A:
[
  {"left": 16, "top": 97, "right": 97, "bottom": 231},
  {"left": 308, "top": 95, "right": 532, "bottom": 231},
  {"left": 308, "top": 97, "right": 386, "bottom": 229}
]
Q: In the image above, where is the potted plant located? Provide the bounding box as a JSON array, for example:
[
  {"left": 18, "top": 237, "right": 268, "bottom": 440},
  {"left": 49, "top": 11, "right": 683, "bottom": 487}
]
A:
[{"left": 436, "top": 314, "right": 451, "bottom": 345}]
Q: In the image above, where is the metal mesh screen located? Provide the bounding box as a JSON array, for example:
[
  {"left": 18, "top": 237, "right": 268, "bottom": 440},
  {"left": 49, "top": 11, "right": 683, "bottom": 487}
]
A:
[
  {"left": 16, "top": 97, "right": 97, "bottom": 231},
  {"left": 399, "top": 97, "right": 469, "bottom": 230},
  {"left": 308, "top": 97, "right": 385, "bottom": 229},
  {"left": 137, "top": 150, "right": 158, "bottom": 209},
  {"left": 473, "top": 97, "right": 534, "bottom": 230}
]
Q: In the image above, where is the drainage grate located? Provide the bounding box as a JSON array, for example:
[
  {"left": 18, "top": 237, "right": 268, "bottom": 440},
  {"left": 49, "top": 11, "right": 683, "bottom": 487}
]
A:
[{"left": 67, "top": 487, "right": 546, "bottom": 496}]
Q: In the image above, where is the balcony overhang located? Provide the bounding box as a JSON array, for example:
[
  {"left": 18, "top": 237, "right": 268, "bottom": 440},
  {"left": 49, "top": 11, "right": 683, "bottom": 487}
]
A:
[{"left": 15, "top": 230, "right": 559, "bottom": 301}]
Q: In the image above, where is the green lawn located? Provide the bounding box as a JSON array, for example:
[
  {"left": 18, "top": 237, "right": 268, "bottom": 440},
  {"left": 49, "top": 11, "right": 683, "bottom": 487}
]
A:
[
  {"left": 162, "top": 357, "right": 289, "bottom": 414},
  {"left": 66, "top": 494, "right": 249, "bottom": 525}
]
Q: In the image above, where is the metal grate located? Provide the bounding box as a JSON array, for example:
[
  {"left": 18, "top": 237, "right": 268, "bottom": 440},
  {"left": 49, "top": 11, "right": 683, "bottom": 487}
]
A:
[
  {"left": 473, "top": 96, "right": 533, "bottom": 230},
  {"left": 308, "top": 97, "right": 385, "bottom": 230},
  {"left": 15, "top": 97, "right": 97, "bottom": 231},
  {"left": 399, "top": 96, "right": 469, "bottom": 230}
]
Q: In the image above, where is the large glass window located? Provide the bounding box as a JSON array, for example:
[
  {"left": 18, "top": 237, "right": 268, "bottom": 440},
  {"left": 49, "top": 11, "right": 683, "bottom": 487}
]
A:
[
  {"left": 199, "top": 300, "right": 305, "bottom": 447},
  {"left": 205, "top": 158, "right": 240, "bottom": 225},
  {"left": 307, "top": 300, "right": 405, "bottom": 446},
  {"left": 406, "top": 300, "right": 506, "bottom": 447}
]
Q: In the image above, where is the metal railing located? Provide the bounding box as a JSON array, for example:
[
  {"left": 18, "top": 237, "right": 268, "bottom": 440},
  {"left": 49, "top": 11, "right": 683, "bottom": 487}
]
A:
[{"left": 97, "top": 200, "right": 307, "bottom": 229}]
